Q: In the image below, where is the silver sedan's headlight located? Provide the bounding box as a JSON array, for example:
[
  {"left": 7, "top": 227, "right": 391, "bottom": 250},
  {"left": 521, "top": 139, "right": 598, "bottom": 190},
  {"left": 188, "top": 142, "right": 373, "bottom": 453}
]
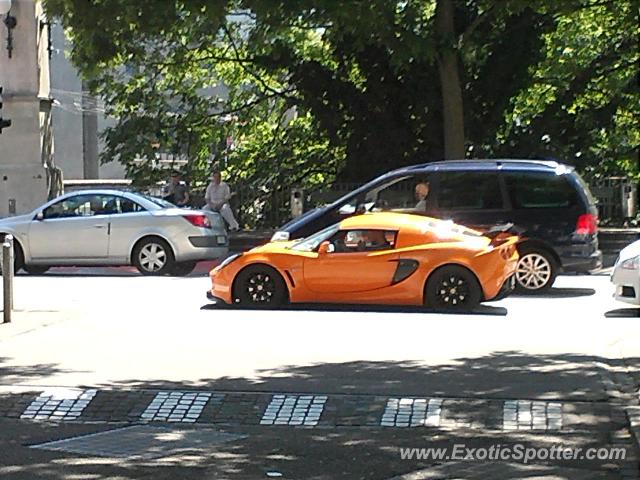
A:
[{"left": 620, "top": 255, "right": 640, "bottom": 270}]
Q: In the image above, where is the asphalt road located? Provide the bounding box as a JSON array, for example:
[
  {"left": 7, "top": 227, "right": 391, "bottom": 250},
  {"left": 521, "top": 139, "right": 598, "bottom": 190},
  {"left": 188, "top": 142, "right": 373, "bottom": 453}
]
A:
[
  {"left": 0, "top": 270, "right": 638, "bottom": 479},
  {"left": 0, "top": 271, "right": 637, "bottom": 398}
]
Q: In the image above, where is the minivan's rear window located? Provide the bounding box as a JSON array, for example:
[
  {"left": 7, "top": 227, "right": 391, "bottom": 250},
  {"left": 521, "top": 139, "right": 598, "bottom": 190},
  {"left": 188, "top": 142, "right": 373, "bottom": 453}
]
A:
[{"left": 504, "top": 172, "right": 578, "bottom": 209}]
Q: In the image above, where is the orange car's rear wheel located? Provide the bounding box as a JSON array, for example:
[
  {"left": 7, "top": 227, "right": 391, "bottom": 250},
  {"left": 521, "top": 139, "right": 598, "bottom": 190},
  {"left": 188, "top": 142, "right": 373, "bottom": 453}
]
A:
[
  {"left": 425, "top": 265, "right": 481, "bottom": 311},
  {"left": 234, "top": 265, "right": 287, "bottom": 308}
]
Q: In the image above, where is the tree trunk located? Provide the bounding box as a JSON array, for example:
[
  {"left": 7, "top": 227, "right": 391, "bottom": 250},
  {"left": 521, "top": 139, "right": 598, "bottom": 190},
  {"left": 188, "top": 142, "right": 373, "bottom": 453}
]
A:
[{"left": 435, "top": 0, "right": 465, "bottom": 160}]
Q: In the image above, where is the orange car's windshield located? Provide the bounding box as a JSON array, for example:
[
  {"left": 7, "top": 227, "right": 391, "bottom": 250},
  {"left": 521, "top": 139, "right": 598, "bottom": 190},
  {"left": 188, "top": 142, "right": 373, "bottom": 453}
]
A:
[{"left": 289, "top": 223, "right": 340, "bottom": 252}]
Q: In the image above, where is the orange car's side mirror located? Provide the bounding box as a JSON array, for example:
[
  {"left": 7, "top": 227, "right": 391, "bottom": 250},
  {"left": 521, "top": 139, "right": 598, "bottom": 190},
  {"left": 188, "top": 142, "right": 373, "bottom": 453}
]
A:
[{"left": 318, "top": 241, "right": 335, "bottom": 255}]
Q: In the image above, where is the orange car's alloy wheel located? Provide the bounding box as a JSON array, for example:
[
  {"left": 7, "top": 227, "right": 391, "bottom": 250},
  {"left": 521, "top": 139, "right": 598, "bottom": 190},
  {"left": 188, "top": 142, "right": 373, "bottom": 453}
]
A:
[
  {"left": 437, "top": 276, "right": 470, "bottom": 306},
  {"left": 234, "top": 265, "right": 287, "bottom": 307},
  {"left": 425, "top": 265, "right": 481, "bottom": 311}
]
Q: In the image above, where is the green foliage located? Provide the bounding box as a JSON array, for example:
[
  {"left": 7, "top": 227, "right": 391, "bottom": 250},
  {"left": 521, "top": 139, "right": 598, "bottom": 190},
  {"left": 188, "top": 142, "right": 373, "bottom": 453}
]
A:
[
  {"left": 45, "top": 0, "right": 639, "bottom": 228},
  {"left": 495, "top": 0, "right": 639, "bottom": 180}
]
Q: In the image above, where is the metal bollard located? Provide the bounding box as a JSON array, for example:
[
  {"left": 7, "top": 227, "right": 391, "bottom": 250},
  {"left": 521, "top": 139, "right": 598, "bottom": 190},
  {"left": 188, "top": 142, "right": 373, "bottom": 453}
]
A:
[{"left": 2, "top": 234, "right": 14, "bottom": 323}]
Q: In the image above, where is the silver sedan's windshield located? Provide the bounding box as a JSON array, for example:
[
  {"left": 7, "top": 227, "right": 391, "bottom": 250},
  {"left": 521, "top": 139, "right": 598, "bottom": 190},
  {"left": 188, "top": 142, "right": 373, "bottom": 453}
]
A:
[{"left": 289, "top": 223, "right": 340, "bottom": 252}]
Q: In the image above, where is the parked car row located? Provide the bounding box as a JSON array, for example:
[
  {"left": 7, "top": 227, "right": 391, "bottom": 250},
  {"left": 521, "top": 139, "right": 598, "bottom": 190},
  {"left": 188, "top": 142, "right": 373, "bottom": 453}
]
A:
[{"left": 2, "top": 159, "right": 634, "bottom": 312}]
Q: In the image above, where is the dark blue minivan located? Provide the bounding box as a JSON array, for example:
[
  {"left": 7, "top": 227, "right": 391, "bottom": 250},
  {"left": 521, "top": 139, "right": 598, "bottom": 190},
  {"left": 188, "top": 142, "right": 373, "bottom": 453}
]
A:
[{"left": 272, "top": 159, "right": 602, "bottom": 292}]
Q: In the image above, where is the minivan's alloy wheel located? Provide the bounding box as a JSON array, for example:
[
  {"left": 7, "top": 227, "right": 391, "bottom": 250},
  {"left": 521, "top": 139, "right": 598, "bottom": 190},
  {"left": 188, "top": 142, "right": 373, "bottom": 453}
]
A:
[
  {"left": 133, "top": 238, "right": 175, "bottom": 276},
  {"left": 425, "top": 265, "right": 481, "bottom": 311},
  {"left": 234, "top": 265, "right": 287, "bottom": 307},
  {"left": 515, "top": 249, "right": 556, "bottom": 292}
]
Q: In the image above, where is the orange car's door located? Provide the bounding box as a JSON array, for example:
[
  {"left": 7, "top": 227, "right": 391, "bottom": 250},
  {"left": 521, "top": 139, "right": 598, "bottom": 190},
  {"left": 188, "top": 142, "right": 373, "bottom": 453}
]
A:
[{"left": 303, "top": 250, "right": 399, "bottom": 293}]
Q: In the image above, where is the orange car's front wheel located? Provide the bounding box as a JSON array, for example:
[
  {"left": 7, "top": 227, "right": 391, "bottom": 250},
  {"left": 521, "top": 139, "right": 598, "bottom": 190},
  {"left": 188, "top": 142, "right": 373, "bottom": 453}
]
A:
[
  {"left": 425, "top": 265, "right": 482, "bottom": 311},
  {"left": 233, "top": 264, "right": 288, "bottom": 308}
]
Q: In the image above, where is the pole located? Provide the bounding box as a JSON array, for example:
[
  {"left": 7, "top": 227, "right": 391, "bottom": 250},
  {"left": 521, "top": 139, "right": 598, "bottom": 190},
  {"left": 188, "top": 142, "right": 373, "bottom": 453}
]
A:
[{"left": 2, "top": 234, "right": 14, "bottom": 323}]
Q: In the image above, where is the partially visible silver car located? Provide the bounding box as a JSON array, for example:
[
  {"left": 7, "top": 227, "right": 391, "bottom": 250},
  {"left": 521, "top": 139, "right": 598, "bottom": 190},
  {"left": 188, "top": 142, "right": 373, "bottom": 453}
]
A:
[
  {"left": 611, "top": 239, "right": 640, "bottom": 306},
  {"left": 0, "top": 189, "right": 228, "bottom": 275}
]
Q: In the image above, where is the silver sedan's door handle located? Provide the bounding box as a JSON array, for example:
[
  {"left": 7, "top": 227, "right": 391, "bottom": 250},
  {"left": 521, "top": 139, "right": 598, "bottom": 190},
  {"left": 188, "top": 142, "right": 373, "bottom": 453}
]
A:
[{"left": 93, "top": 224, "right": 107, "bottom": 229}]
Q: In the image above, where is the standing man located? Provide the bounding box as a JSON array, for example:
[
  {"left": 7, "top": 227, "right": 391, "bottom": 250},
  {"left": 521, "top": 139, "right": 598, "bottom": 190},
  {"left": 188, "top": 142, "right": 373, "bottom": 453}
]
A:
[
  {"left": 205, "top": 171, "right": 240, "bottom": 231},
  {"left": 163, "top": 171, "right": 190, "bottom": 206}
]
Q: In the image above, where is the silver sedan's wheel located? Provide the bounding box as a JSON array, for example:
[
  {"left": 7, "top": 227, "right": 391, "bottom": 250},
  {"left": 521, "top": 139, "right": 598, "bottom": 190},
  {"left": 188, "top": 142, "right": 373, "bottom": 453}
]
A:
[
  {"left": 133, "top": 238, "right": 175, "bottom": 276},
  {"left": 516, "top": 251, "right": 555, "bottom": 292}
]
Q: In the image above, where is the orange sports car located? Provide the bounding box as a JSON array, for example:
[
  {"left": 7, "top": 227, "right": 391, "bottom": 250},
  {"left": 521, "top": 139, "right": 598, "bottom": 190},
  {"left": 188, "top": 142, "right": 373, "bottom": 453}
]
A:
[{"left": 208, "top": 212, "right": 519, "bottom": 311}]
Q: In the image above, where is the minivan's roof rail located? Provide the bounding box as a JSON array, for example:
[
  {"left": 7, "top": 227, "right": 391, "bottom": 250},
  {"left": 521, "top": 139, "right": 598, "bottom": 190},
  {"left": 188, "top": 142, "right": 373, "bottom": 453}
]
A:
[{"left": 402, "top": 158, "right": 570, "bottom": 172}]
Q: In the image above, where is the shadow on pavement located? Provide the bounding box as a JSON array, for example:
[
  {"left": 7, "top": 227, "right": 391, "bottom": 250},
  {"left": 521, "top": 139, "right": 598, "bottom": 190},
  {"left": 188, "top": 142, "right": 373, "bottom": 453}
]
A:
[
  {"left": 30, "top": 272, "right": 141, "bottom": 278},
  {"left": 605, "top": 307, "right": 640, "bottom": 318},
  {"left": 93, "top": 351, "right": 640, "bottom": 402},
  {"left": 200, "top": 302, "right": 507, "bottom": 316},
  {"left": 16, "top": 261, "right": 218, "bottom": 278},
  {"left": 0, "top": 357, "right": 85, "bottom": 386},
  {"left": 512, "top": 287, "right": 595, "bottom": 299},
  {"left": 1, "top": 418, "right": 627, "bottom": 480}
]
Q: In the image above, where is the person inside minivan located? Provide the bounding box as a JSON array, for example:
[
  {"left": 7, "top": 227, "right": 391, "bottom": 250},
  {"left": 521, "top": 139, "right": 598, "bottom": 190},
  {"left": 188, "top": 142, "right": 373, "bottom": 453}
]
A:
[{"left": 415, "top": 182, "right": 430, "bottom": 211}]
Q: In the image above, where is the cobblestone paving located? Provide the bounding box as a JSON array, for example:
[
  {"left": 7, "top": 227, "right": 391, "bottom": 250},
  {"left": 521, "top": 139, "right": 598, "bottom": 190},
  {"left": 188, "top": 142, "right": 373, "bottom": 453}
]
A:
[
  {"left": 20, "top": 388, "right": 97, "bottom": 421},
  {"left": 381, "top": 398, "right": 443, "bottom": 427},
  {"left": 0, "top": 387, "right": 627, "bottom": 433},
  {"left": 502, "top": 400, "right": 563, "bottom": 431},
  {"left": 260, "top": 394, "right": 327, "bottom": 426},
  {"left": 140, "top": 391, "right": 217, "bottom": 423}
]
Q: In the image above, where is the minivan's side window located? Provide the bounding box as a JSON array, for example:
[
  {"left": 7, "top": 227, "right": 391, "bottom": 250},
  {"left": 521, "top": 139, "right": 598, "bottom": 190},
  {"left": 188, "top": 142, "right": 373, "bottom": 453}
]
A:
[
  {"left": 338, "top": 175, "right": 435, "bottom": 215},
  {"left": 369, "top": 175, "right": 435, "bottom": 211},
  {"left": 504, "top": 172, "right": 578, "bottom": 209},
  {"left": 437, "top": 172, "right": 504, "bottom": 210}
]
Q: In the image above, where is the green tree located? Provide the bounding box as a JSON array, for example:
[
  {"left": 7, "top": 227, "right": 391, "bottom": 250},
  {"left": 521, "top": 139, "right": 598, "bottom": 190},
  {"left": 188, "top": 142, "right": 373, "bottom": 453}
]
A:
[
  {"left": 494, "top": 0, "right": 639, "bottom": 180},
  {"left": 45, "top": 0, "right": 638, "bottom": 193}
]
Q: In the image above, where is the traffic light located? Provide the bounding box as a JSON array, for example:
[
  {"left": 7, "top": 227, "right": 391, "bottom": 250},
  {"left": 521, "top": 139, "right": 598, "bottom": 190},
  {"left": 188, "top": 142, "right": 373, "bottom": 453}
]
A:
[{"left": 0, "top": 86, "right": 11, "bottom": 134}]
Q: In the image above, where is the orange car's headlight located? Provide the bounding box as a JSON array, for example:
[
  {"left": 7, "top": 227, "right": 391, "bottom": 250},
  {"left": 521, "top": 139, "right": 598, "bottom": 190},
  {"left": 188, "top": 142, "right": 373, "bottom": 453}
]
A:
[{"left": 214, "top": 253, "right": 243, "bottom": 272}]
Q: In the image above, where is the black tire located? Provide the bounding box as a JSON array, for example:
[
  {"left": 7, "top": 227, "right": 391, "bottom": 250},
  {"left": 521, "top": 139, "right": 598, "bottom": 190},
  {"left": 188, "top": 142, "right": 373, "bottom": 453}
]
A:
[
  {"left": 515, "top": 246, "right": 557, "bottom": 293},
  {"left": 23, "top": 265, "right": 50, "bottom": 275},
  {"left": 171, "top": 261, "right": 197, "bottom": 276},
  {"left": 425, "top": 265, "right": 482, "bottom": 311},
  {"left": 132, "top": 237, "right": 175, "bottom": 276},
  {"left": 233, "top": 264, "right": 287, "bottom": 308}
]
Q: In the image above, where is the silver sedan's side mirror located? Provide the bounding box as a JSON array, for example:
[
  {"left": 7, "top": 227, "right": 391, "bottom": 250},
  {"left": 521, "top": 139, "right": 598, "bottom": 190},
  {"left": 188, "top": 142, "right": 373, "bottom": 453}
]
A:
[{"left": 35, "top": 212, "right": 44, "bottom": 221}]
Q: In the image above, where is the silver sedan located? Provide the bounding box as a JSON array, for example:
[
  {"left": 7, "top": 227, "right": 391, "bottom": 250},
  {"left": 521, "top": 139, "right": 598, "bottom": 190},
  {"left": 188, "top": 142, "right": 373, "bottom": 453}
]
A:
[{"left": 0, "top": 189, "right": 229, "bottom": 275}]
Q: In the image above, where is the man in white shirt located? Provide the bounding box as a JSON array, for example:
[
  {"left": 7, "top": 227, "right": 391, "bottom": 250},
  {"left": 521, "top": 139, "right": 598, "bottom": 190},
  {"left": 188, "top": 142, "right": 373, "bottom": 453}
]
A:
[{"left": 205, "top": 171, "right": 240, "bottom": 231}]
